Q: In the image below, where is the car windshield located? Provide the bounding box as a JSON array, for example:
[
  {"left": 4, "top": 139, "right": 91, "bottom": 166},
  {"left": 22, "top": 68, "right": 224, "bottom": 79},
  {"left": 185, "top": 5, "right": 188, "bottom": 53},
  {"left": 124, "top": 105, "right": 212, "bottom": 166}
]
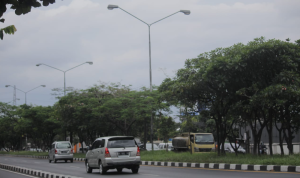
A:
[
  {"left": 195, "top": 134, "right": 214, "bottom": 144},
  {"left": 56, "top": 142, "right": 71, "bottom": 149},
  {"left": 160, "top": 143, "right": 173, "bottom": 149},
  {"left": 146, "top": 144, "right": 159, "bottom": 150},
  {"left": 224, "top": 143, "right": 243, "bottom": 149},
  {"left": 107, "top": 138, "right": 135, "bottom": 148}
]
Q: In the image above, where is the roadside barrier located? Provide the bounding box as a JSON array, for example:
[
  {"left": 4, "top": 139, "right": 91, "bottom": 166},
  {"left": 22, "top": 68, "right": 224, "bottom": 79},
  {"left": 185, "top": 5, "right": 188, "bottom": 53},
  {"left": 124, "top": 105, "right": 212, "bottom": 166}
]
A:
[{"left": 141, "top": 161, "right": 300, "bottom": 173}]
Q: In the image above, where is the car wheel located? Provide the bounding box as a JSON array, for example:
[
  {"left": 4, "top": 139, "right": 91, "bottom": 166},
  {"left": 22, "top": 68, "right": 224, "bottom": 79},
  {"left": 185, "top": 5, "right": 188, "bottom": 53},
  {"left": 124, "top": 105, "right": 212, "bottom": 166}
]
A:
[
  {"left": 54, "top": 157, "right": 57, "bottom": 163},
  {"left": 99, "top": 161, "right": 107, "bottom": 175},
  {"left": 85, "top": 161, "right": 92, "bottom": 173},
  {"left": 117, "top": 168, "right": 123, "bottom": 173},
  {"left": 49, "top": 159, "right": 51, "bottom": 163},
  {"left": 131, "top": 168, "right": 139, "bottom": 174}
]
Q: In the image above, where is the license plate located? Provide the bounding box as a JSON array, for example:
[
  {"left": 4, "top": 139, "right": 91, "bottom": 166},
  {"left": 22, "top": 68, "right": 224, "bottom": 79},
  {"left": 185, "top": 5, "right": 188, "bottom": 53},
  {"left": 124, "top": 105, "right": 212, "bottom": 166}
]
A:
[
  {"left": 61, "top": 151, "right": 67, "bottom": 153},
  {"left": 118, "top": 152, "right": 129, "bottom": 156}
]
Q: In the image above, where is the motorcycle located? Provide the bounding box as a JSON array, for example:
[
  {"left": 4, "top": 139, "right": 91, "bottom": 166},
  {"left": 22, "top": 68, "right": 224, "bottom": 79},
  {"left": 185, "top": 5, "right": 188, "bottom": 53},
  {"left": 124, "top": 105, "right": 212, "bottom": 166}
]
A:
[{"left": 259, "top": 146, "right": 268, "bottom": 155}]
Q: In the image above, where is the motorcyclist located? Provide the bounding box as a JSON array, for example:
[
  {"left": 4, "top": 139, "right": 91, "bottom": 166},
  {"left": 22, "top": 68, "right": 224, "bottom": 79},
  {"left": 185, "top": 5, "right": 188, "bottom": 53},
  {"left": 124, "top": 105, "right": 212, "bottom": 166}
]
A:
[{"left": 259, "top": 142, "right": 267, "bottom": 154}]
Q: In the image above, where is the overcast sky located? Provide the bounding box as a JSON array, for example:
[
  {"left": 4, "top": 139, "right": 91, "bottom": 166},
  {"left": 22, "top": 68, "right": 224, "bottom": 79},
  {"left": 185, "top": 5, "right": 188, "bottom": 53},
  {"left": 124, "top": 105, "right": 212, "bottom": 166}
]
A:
[{"left": 1, "top": 0, "right": 299, "bottom": 112}]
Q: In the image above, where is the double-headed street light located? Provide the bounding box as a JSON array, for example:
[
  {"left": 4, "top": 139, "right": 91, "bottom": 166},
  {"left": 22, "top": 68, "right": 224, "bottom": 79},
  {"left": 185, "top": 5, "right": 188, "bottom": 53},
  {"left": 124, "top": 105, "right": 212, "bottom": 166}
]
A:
[
  {"left": 108, "top": 5, "right": 190, "bottom": 150},
  {"left": 36, "top": 62, "right": 93, "bottom": 96},
  {"left": 5, "top": 85, "right": 46, "bottom": 105}
]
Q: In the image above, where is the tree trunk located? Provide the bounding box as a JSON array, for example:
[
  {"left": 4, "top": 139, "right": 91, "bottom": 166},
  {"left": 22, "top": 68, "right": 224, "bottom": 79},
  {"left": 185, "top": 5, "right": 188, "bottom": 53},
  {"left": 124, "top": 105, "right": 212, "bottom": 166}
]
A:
[
  {"left": 266, "top": 114, "right": 273, "bottom": 156},
  {"left": 215, "top": 117, "right": 220, "bottom": 156},
  {"left": 70, "top": 131, "right": 73, "bottom": 145},
  {"left": 275, "top": 121, "right": 284, "bottom": 155},
  {"left": 144, "top": 117, "right": 147, "bottom": 146},
  {"left": 278, "top": 130, "right": 284, "bottom": 155}
]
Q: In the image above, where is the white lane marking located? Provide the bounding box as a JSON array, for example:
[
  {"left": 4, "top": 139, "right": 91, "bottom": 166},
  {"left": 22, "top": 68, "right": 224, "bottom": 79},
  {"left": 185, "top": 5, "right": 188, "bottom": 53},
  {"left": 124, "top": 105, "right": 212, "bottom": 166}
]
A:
[
  {"left": 142, "top": 174, "right": 159, "bottom": 176},
  {"left": 0, "top": 168, "right": 37, "bottom": 178},
  {"left": 70, "top": 166, "right": 80, "bottom": 169}
]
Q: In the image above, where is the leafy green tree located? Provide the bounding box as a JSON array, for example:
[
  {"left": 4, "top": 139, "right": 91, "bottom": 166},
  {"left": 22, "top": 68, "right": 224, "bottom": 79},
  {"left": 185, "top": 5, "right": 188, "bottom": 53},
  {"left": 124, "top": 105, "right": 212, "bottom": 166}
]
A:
[
  {"left": 0, "top": 102, "right": 22, "bottom": 151},
  {"left": 0, "top": 0, "right": 55, "bottom": 18},
  {"left": 157, "top": 116, "right": 176, "bottom": 144},
  {"left": 0, "top": 0, "right": 55, "bottom": 40},
  {"left": 0, "top": 19, "right": 17, "bottom": 40},
  {"left": 159, "top": 37, "right": 300, "bottom": 156},
  {"left": 17, "top": 104, "right": 59, "bottom": 151}
]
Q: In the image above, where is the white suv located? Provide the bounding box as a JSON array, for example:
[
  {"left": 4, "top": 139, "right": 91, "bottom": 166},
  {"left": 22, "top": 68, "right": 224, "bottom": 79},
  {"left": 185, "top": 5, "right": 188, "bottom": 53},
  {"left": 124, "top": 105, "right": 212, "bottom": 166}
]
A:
[{"left": 85, "top": 136, "right": 141, "bottom": 174}]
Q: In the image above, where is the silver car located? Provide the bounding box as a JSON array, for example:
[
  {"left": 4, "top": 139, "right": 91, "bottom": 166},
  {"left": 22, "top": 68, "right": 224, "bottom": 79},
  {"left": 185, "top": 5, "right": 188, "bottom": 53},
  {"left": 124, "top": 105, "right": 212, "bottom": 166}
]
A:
[
  {"left": 221, "top": 143, "right": 246, "bottom": 154},
  {"left": 85, "top": 136, "right": 141, "bottom": 174},
  {"left": 49, "top": 141, "right": 73, "bottom": 163}
]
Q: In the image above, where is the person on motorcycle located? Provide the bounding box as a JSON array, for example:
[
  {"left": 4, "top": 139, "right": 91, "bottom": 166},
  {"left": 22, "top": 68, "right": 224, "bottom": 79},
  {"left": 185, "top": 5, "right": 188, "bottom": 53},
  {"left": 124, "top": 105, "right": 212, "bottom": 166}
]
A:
[{"left": 259, "top": 142, "right": 267, "bottom": 154}]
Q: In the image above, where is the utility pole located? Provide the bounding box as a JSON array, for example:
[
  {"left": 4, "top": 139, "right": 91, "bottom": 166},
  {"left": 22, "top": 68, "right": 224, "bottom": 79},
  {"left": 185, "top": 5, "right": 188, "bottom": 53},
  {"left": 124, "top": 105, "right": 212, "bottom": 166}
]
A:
[{"left": 13, "top": 85, "right": 17, "bottom": 105}]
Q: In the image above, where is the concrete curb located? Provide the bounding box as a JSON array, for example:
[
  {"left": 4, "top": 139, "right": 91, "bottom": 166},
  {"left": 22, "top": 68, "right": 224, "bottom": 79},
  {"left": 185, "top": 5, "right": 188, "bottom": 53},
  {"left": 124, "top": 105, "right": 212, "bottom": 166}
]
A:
[
  {"left": 0, "top": 163, "right": 83, "bottom": 178},
  {"left": 141, "top": 161, "right": 300, "bottom": 173}
]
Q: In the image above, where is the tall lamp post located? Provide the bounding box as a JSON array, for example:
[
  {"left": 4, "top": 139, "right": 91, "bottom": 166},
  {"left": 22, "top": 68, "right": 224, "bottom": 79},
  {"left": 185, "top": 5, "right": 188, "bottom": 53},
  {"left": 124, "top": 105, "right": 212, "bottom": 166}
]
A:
[
  {"left": 36, "top": 62, "right": 93, "bottom": 96},
  {"left": 5, "top": 85, "right": 46, "bottom": 105},
  {"left": 108, "top": 5, "right": 190, "bottom": 150}
]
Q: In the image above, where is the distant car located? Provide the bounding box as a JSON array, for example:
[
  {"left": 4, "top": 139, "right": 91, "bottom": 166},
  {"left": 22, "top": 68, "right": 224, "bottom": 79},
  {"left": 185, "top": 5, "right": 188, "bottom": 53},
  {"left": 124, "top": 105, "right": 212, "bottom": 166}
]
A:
[
  {"left": 79, "top": 147, "right": 88, "bottom": 152},
  {"left": 85, "top": 136, "right": 140, "bottom": 174},
  {"left": 30, "top": 148, "right": 42, "bottom": 152},
  {"left": 158, "top": 143, "right": 174, "bottom": 151},
  {"left": 139, "top": 143, "right": 160, "bottom": 151},
  {"left": 221, "top": 143, "right": 245, "bottom": 154},
  {"left": 49, "top": 141, "right": 73, "bottom": 163}
]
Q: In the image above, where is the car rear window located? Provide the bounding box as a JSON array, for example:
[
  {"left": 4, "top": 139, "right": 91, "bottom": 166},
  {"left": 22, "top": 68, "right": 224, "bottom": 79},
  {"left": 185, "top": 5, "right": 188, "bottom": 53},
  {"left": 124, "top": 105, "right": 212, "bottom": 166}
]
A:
[
  {"left": 107, "top": 138, "right": 136, "bottom": 148},
  {"left": 56, "top": 142, "right": 71, "bottom": 149}
]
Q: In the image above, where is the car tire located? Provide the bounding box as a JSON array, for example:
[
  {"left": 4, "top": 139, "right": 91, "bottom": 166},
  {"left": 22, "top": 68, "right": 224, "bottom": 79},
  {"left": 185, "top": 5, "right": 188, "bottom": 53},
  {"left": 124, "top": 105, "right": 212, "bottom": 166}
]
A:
[
  {"left": 131, "top": 168, "right": 139, "bottom": 174},
  {"left": 85, "top": 161, "right": 92, "bottom": 173},
  {"left": 99, "top": 161, "right": 107, "bottom": 175},
  {"left": 49, "top": 159, "right": 51, "bottom": 163},
  {"left": 54, "top": 158, "right": 57, "bottom": 163},
  {"left": 117, "top": 168, "right": 123, "bottom": 173}
]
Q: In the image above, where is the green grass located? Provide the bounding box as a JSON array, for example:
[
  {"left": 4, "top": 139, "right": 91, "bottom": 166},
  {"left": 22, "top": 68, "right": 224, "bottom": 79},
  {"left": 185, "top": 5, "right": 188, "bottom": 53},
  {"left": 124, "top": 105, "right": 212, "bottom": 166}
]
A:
[
  {"left": 1, "top": 150, "right": 300, "bottom": 166},
  {"left": 140, "top": 150, "right": 300, "bottom": 166}
]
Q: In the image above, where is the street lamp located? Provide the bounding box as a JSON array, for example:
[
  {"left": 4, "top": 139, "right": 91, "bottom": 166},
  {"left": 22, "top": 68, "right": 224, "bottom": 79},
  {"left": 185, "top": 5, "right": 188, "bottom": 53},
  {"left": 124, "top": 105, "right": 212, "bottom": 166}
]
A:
[
  {"left": 5, "top": 85, "right": 46, "bottom": 105},
  {"left": 108, "top": 5, "right": 190, "bottom": 150},
  {"left": 36, "top": 62, "right": 93, "bottom": 96}
]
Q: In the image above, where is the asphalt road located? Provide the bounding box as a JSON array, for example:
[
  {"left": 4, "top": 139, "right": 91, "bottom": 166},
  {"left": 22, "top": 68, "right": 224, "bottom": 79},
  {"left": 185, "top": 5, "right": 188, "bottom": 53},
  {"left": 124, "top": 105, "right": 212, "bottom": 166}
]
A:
[
  {"left": 0, "top": 155, "right": 299, "bottom": 178},
  {"left": 0, "top": 168, "right": 37, "bottom": 178}
]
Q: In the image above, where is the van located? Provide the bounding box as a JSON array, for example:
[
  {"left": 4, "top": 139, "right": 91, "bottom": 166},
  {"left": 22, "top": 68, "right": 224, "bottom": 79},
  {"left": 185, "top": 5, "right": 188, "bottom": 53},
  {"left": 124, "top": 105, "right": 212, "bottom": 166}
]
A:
[
  {"left": 49, "top": 141, "right": 73, "bottom": 163},
  {"left": 85, "top": 136, "right": 140, "bottom": 174}
]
